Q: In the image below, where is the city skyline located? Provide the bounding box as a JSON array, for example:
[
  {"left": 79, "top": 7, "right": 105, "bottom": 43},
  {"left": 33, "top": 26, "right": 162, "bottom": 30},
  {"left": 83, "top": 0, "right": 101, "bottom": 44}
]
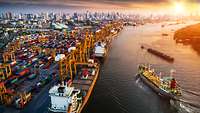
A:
[{"left": 0, "top": 0, "right": 200, "bottom": 15}]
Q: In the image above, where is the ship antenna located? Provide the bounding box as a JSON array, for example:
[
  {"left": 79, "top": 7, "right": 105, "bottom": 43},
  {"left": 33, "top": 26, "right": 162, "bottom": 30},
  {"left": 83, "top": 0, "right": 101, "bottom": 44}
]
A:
[
  {"left": 148, "top": 64, "right": 151, "bottom": 70},
  {"left": 159, "top": 72, "right": 162, "bottom": 78},
  {"left": 170, "top": 69, "right": 176, "bottom": 77},
  {"left": 151, "top": 68, "right": 155, "bottom": 73}
]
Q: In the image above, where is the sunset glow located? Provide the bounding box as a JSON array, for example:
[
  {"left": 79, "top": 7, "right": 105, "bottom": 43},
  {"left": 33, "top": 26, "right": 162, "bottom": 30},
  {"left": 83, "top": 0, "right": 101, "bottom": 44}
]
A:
[
  {"left": 1, "top": 0, "right": 200, "bottom": 15},
  {"left": 174, "top": 2, "right": 185, "bottom": 14}
]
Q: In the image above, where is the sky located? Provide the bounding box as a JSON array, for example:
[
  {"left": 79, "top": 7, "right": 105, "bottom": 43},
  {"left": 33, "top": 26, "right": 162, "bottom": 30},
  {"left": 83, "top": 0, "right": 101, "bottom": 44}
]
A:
[{"left": 0, "top": 0, "right": 200, "bottom": 14}]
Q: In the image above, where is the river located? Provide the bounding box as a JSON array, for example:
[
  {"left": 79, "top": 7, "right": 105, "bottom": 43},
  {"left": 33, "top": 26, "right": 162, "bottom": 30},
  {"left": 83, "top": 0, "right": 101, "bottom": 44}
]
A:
[{"left": 83, "top": 21, "right": 200, "bottom": 113}]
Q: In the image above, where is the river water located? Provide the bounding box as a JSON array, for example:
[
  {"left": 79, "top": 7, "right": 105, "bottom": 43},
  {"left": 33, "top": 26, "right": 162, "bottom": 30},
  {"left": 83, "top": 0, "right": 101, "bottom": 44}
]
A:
[{"left": 83, "top": 21, "right": 200, "bottom": 113}]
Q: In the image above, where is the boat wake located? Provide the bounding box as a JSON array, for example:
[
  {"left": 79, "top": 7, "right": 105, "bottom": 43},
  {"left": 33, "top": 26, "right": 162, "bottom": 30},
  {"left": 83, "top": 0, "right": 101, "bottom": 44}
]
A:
[
  {"left": 111, "top": 94, "right": 129, "bottom": 113},
  {"left": 134, "top": 76, "right": 152, "bottom": 93},
  {"left": 182, "top": 89, "right": 200, "bottom": 97},
  {"left": 175, "top": 89, "right": 200, "bottom": 113},
  {"left": 170, "top": 99, "right": 200, "bottom": 113},
  {"left": 108, "top": 87, "right": 129, "bottom": 113},
  {"left": 179, "top": 102, "right": 195, "bottom": 113}
]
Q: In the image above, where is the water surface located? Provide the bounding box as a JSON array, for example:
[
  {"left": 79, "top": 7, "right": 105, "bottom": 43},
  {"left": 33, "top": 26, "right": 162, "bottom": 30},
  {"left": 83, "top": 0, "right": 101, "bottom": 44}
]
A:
[{"left": 84, "top": 21, "right": 200, "bottom": 113}]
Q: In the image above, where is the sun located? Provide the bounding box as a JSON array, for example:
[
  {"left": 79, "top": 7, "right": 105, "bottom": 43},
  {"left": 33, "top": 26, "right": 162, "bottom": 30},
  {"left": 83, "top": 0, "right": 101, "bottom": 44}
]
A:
[{"left": 174, "top": 2, "right": 185, "bottom": 14}]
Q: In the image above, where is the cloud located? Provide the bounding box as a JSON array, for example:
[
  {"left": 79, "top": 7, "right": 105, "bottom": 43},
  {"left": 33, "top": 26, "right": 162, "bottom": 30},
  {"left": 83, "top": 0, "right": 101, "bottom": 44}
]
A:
[
  {"left": 0, "top": 0, "right": 168, "bottom": 9},
  {"left": 0, "top": 0, "right": 199, "bottom": 14}
]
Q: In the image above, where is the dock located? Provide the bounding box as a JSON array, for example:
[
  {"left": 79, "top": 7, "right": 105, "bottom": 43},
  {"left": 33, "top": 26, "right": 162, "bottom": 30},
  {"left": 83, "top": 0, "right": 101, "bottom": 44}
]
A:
[{"left": 0, "top": 18, "right": 123, "bottom": 112}]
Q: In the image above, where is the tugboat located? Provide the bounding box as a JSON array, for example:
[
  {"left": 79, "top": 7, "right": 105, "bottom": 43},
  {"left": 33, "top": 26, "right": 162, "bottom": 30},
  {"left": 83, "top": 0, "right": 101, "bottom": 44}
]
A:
[
  {"left": 137, "top": 64, "right": 181, "bottom": 100},
  {"left": 162, "top": 33, "right": 169, "bottom": 36},
  {"left": 49, "top": 59, "right": 99, "bottom": 113}
]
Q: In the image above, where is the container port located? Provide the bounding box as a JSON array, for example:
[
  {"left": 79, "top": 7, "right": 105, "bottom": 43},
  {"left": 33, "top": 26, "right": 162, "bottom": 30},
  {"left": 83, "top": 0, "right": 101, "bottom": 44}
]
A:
[{"left": 0, "top": 18, "right": 123, "bottom": 112}]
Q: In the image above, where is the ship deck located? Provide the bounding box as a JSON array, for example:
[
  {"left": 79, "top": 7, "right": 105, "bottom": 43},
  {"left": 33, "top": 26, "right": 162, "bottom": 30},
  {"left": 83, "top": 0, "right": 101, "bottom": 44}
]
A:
[
  {"left": 72, "top": 68, "right": 96, "bottom": 92},
  {"left": 70, "top": 65, "right": 99, "bottom": 113}
]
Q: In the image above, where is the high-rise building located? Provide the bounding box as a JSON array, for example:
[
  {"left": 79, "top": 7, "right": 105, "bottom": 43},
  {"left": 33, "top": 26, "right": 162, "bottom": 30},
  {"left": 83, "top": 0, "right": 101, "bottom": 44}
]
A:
[
  {"left": 5, "top": 12, "right": 12, "bottom": 20},
  {"left": 26, "top": 14, "right": 33, "bottom": 20}
]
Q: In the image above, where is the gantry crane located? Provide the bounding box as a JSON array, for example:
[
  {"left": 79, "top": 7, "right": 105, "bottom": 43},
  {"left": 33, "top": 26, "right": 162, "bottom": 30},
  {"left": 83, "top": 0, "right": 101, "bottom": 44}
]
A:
[
  {"left": 2, "top": 51, "right": 16, "bottom": 63},
  {"left": 44, "top": 48, "right": 56, "bottom": 59},
  {"left": 0, "top": 82, "right": 14, "bottom": 105},
  {"left": 0, "top": 82, "right": 6, "bottom": 103},
  {"left": 59, "top": 53, "right": 76, "bottom": 81},
  {"left": 32, "top": 46, "right": 42, "bottom": 54},
  {"left": 94, "top": 25, "right": 111, "bottom": 43},
  {"left": 7, "top": 41, "right": 21, "bottom": 52},
  {"left": 58, "top": 30, "right": 95, "bottom": 82},
  {"left": 16, "top": 92, "right": 32, "bottom": 109},
  {"left": 38, "top": 36, "right": 49, "bottom": 43},
  {"left": 0, "top": 63, "right": 12, "bottom": 81},
  {"left": 0, "top": 69, "right": 5, "bottom": 81},
  {"left": 58, "top": 22, "right": 123, "bottom": 83}
]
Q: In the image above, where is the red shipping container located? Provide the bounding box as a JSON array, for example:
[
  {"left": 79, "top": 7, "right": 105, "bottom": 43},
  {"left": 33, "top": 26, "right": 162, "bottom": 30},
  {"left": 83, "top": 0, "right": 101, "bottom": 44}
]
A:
[{"left": 19, "top": 68, "right": 30, "bottom": 76}]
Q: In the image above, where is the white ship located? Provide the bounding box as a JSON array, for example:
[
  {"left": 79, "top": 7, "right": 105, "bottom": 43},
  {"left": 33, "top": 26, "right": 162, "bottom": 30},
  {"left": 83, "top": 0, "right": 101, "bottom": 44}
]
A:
[
  {"left": 94, "top": 41, "right": 107, "bottom": 58},
  {"left": 49, "top": 83, "right": 82, "bottom": 113},
  {"left": 49, "top": 60, "right": 100, "bottom": 113}
]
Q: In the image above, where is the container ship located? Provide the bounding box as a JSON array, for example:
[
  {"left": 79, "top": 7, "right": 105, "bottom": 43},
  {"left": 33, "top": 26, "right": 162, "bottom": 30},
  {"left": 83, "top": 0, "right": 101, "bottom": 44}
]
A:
[
  {"left": 137, "top": 64, "right": 181, "bottom": 100},
  {"left": 93, "top": 41, "right": 107, "bottom": 62},
  {"left": 93, "top": 26, "right": 122, "bottom": 62},
  {"left": 49, "top": 59, "right": 99, "bottom": 113}
]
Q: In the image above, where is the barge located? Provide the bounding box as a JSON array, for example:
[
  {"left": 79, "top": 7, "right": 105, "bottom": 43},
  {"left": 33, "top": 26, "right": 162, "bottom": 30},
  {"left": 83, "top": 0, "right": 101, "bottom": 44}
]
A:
[
  {"left": 137, "top": 64, "right": 181, "bottom": 100},
  {"left": 147, "top": 48, "right": 174, "bottom": 62},
  {"left": 162, "top": 33, "right": 169, "bottom": 36},
  {"left": 141, "top": 44, "right": 174, "bottom": 62}
]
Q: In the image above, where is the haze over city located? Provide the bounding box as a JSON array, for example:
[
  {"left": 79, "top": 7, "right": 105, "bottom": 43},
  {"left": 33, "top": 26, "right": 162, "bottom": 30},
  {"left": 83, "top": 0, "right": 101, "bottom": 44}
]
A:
[{"left": 1, "top": 0, "right": 200, "bottom": 15}]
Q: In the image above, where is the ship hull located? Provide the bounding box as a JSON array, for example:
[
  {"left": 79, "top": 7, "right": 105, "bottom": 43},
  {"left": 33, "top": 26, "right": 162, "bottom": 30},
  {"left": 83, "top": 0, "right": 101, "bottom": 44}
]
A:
[
  {"left": 94, "top": 54, "right": 106, "bottom": 63},
  {"left": 49, "top": 108, "right": 67, "bottom": 113},
  {"left": 138, "top": 73, "right": 178, "bottom": 100},
  {"left": 77, "top": 65, "right": 100, "bottom": 113},
  {"left": 48, "top": 65, "right": 100, "bottom": 113},
  {"left": 147, "top": 48, "right": 174, "bottom": 62}
]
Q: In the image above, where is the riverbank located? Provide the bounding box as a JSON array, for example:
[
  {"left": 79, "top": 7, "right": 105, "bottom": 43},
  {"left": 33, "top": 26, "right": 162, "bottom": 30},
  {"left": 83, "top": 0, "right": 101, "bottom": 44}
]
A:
[
  {"left": 174, "top": 23, "right": 200, "bottom": 40},
  {"left": 174, "top": 23, "right": 200, "bottom": 54}
]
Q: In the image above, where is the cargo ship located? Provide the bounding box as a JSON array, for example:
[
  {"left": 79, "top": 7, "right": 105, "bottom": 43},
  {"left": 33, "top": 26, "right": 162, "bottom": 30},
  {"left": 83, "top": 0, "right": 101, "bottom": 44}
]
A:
[
  {"left": 49, "top": 59, "right": 99, "bottom": 113},
  {"left": 137, "top": 64, "right": 181, "bottom": 100},
  {"left": 93, "top": 41, "right": 107, "bottom": 62},
  {"left": 93, "top": 31, "right": 120, "bottom": 62}
]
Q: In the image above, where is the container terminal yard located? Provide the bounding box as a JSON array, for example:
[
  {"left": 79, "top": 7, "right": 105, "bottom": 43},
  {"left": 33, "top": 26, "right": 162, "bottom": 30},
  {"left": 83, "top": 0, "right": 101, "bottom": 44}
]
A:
[{"left": 0, "top": 15, "right": 123, "bottom": 112}]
